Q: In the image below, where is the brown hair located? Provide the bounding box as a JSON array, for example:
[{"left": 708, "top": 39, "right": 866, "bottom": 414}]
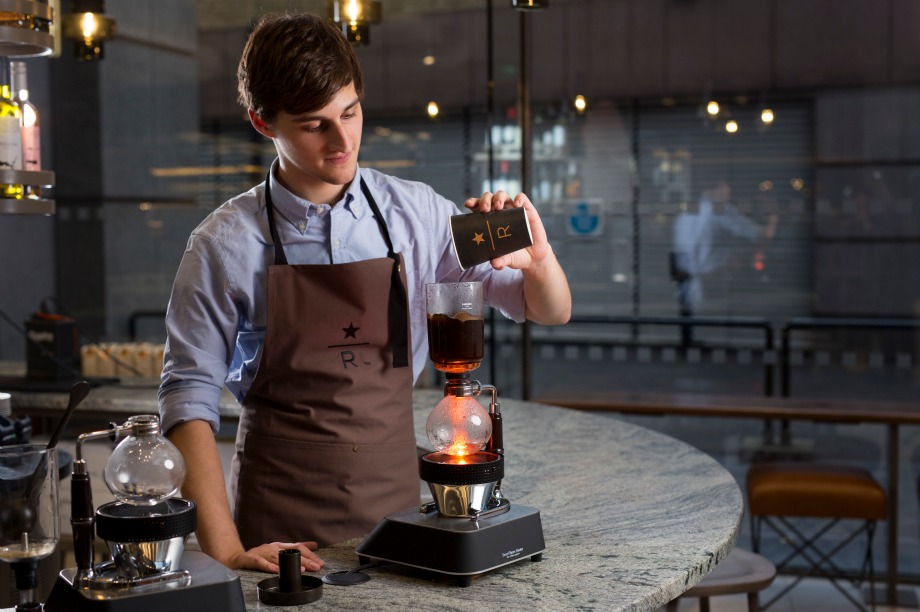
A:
[{"left": 237, "top": 12, "right": 364, "bottom": 122}]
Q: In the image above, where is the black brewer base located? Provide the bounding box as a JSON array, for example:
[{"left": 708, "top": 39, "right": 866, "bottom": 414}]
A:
[
  {"left": 43, "top": 551, "right": 245, "bottom": 612},
  {"left": 355, "top": 503, "right": 545, "bottom": 586}
]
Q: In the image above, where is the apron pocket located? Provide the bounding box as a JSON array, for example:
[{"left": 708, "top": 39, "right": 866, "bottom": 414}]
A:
[
  {"left": 235, "top": 432, "right": 418, "bottom": 548},
  {"left": 348, "top": 438, "right": 421, "bottom": 524}
]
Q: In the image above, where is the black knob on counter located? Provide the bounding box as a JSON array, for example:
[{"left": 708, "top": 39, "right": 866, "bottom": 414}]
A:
[{"left": 257, "top": 548, "right": 324, "bottom": 605}]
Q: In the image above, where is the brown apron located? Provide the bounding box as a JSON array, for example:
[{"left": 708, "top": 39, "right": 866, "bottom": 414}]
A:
[{"left": 229, "top": 175, "right": 419, "bottom": 548}]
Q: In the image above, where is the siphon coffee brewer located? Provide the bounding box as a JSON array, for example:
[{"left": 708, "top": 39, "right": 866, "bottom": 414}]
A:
[{"left": 354, "top": 281, "right": 544, "bottom": 586}]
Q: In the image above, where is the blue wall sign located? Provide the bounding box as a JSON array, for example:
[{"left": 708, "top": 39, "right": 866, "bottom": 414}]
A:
[{"left": 567, "top": 201, "right": 603, "bottom": 237}]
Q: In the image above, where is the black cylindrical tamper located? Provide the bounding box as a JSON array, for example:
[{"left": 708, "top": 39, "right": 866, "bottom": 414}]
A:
[
  {"left": 278, "top": 548, "right": 301, "bottom": 593},
  {"left": 257, "top": 549, "right": 323, "bottom": 606}
]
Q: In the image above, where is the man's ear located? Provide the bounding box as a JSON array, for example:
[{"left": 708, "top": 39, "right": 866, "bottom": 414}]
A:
[{"left": 248, "top": 109, "right": 274, "bottom": 138}]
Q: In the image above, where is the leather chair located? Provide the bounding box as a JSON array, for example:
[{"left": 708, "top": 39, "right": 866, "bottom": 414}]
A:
[
  {"left": 746, "top": 462, "right": 887, "bottom": 611},
  {"left": 666, "top": 547, "right": 776, "bottom": 612}
]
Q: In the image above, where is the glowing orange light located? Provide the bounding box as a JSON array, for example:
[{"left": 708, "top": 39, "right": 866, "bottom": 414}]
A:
[
  {"left": 426, "top": 393, "right": 491, "bottom": 457},
  {"left": 753, "top": 252, "right": 765, "bottom": 271}
]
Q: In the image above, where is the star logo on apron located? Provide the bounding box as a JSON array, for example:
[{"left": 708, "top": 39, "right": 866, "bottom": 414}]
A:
[
  {"left": 343, "top": 322, "right": 360, "bottom": 338},
  {"left": 327, "top": 321, "right": 370, "bottom": 369}
]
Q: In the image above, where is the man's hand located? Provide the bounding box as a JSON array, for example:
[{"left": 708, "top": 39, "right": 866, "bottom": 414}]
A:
[
  {"left": 228, "top": 541, "right": 325, "bottom": 573},
  {"left": 463, "top": 189, "right": 571, "bottom": 326},
  {"left": 463, "top": 190, "right": 553, "bottom": 272},
  {"left": 167, "top": 420, "right": 326, "bottom": 574}
]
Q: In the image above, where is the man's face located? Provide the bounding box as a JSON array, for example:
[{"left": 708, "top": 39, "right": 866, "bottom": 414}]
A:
[
  {"left": 258, "top": 82, "right": 363, "bottom": 203},
  {"left": 711, "top": 180, "right": 731, "bottom": 204}
]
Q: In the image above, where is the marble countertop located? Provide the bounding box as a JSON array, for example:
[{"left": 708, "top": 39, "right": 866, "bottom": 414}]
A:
[
  {"left": 240, "top": 389, "right": 742, "bottom": 611},
  {"left": 9, "top": 382, "right": 743, "bottom": 611}
]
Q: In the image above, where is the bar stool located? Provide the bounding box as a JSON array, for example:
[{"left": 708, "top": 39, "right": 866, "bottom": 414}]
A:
[
  {"left": 666, "top": 548, "right": 776, "bottom": 612},
  {"left": 746, "top": 462, "right": 887, "bottom": 611}
]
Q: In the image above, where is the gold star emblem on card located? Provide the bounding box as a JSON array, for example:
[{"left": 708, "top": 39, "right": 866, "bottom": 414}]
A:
[{"left": 472, "top": 232, "right": 485, "bottom": 245}]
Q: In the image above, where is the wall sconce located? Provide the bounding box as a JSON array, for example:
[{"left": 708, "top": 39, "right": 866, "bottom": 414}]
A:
[
  {"left": 61, "top": 0, "right": 116, "bottom": 61},
  {"left": 326, "top": 0, "right": 382, "bottom": 47},
  {"left": 512, "top": 0, "right": 549, "bottom": 9}
]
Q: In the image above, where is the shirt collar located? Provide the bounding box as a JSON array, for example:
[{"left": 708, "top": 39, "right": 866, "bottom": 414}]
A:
[
  {"left": 340, "top": 166, "right": 364, "bottom": 219},
  {"left": 267, "top": 159, "right": 362, "bottom": 221}
]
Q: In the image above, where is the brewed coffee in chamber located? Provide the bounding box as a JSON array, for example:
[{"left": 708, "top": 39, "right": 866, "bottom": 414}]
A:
[
  {"left": 426, "top": 282, "right": 484, "bottom": 373},
  {"left": 427, "top": 313, "right": 484, "bottom": 372}
]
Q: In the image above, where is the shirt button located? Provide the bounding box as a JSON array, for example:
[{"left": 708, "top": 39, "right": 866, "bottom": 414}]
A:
[{"left": 298, "top": 222, "right": 306, "bottom": 231}]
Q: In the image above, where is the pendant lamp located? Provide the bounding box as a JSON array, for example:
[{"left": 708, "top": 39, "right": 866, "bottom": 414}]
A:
[
  {"left": 61, "top": 0, "right": 116, "bottom": 61},
  {"left": 326, "top": 0, "right": 382, "bottom": 47},
  {"left": 512, "top": 0, "right": 548, "bottom": 10}
]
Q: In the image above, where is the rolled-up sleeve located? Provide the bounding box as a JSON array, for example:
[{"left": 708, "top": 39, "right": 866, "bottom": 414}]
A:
[{"left": 159, "top": 232, "right": 241, "bottom": 435}]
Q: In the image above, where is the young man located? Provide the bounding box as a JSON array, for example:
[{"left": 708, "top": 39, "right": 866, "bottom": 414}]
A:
[{"left": 158, "top": 11, "right": 570, "bottom": 574}]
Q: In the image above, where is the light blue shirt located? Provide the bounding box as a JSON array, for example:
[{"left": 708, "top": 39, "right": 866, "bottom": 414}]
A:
[
  {"left": 158, "top": 163, "right": 525, "bottom": 434},
  {"left": 672, "top": 197, "right": 762, "bottom": 307}
]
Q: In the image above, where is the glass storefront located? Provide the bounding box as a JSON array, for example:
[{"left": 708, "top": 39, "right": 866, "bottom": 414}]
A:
[{"left": 0, "top": 0, "right": 918, "bottom": 584}]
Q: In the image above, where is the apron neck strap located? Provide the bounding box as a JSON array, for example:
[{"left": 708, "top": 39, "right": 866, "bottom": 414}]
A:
[
  {"left": 360, "top": 177, "right": 410, "bottom": 369},
  {"left": 264, "top": 174, "right": 288, "bottom": 266},
  {"left": 360, "top": 178, "right": 398, "bottom": 262}
]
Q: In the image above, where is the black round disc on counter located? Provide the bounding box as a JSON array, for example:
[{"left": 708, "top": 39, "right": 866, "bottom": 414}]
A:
[
  {"left": 322, "top": 570, "right": 371, "bottom": 585},
  {"left": 418, "top": 451, "right": 503, "bottom": 485},
  {"left": 258, "top": 575, "right": 324, "bottom": 605}
]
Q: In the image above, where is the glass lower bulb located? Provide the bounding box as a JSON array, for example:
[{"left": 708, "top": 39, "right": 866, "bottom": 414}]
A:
[
  {"left": 103, "top": 415, "right": 186, "bottom": 506},
  {"left": 426, "top": 394, "right": 492, "bottom": 457}
]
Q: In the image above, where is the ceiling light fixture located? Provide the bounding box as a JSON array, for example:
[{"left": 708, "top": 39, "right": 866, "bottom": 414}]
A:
[
  {"left": 511, "top": 0, "right": 548, "bottom": 9},
  {"left": 61, "top": 0, "right": 116, "bottom": 61},
  {"left": 326, "top": 0, "right": 382, "bottom": 47}
]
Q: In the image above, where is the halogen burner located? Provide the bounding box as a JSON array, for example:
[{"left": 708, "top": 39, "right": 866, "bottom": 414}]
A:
[{"left": 419, "top": 451, "right": 504, "bottom": 518}]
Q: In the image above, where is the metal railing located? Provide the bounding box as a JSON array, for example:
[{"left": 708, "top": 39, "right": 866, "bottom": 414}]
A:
[
  {"left": 519, "top": 315, "right": 920, "bottom": 402},
  {"left": 130, "top": 307, "right": 917, "bottom": 406},
  {"left": 128, "top": 310, "right": 167, "bottom": 342},
  {"left": 528, "top": 315, "right": 776, "bottom": 397},
  {"left": 780, "top": 317, "right": 920, "bottom": 397}
]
